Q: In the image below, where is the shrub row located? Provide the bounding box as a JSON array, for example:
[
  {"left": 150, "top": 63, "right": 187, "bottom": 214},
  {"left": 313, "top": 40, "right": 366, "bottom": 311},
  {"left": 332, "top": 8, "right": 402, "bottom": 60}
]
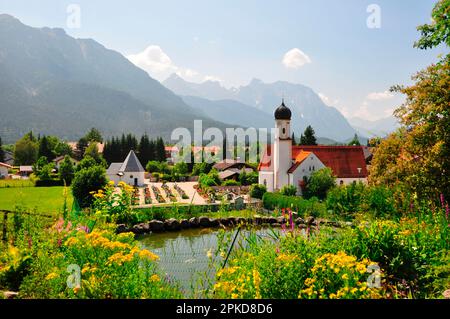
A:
[
  {"left": 262, "top": 192, "right": 325, "bottom": 217},
  {"left": 35, "top": 180, "right": 66, "bottom": 187}
]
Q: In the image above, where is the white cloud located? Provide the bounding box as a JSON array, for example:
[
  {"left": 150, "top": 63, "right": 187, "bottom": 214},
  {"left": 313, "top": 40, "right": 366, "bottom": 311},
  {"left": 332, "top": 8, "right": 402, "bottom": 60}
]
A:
[
  {"left": 366, "top": 90, "right": 394, "bottom": 100},
  {"left": 127, "top": 45, "right": 177, "bottom": 80},
  {"left": 127, "top": 45, "right": 221, "bottom": 83},
  {"left": 282, "top": 48, "right": 311, "bottom": 69}
]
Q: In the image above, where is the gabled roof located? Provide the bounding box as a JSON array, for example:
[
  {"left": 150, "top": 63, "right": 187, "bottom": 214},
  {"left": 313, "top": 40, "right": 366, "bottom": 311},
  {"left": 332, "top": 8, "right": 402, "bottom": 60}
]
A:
[
  {"left": 0, "top": 162, "right": 13, "bottom": 169},
  {"left": 213, "top": 159, "right": 254, "bottom": 172},
  {"left": 106, "top": 163, "right": 122, "bottom": 175},
  {"left": 257, "top": 145, "right": 272, "bottom": 171},
  {"left": 219, "top": 169, "right": 240, "bottom": 180},
  {"left": 119, "top": 150, "right": 145, "bottom": 173},
  {"left": 287, "top": 151, "right": 312, "bottom": 173},
  {"left": 259, "top": 145, "right": 368, "bottom": 178}
]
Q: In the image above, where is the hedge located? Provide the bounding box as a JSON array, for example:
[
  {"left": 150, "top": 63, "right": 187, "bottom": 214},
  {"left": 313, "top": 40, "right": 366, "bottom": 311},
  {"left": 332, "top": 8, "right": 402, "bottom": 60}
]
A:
[
  {"left": 35, "top": 179, "right": 66, "bottom": 187},
  {"left": 262, "top": 192, "right": 325, "bottom": 216}
]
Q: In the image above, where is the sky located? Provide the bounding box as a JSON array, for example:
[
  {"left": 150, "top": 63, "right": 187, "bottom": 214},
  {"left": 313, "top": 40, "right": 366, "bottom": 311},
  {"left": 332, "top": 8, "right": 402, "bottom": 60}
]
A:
[{"left": 0, "top": 0, "right": 447, "bottom": 121}]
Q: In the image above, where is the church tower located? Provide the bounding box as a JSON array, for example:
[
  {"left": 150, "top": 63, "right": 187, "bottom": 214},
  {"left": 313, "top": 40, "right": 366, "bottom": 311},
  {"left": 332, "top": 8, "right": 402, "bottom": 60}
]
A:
[{"left": 273, "top": 99, "right": 292, "bottom": 190}]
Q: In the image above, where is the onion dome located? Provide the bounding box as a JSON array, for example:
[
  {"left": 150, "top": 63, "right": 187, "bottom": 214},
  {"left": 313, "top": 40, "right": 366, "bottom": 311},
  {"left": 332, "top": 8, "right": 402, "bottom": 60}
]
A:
[{"left": 274, "top": 99, "right": 292, "bottom": 120}]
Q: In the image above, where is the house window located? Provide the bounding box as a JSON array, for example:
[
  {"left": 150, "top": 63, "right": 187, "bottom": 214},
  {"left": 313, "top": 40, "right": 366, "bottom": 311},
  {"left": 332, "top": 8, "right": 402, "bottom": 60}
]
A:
[
  {"left": 282, "top": 128, "right": 286, "bottom": 134},
  {"left": 340, "top": 180, "right": 344, "bottom": 185},
  {"left": 130, "top": 175, "right": 133, "bottom": 178},
  {"left": 313, "top": 166, "right": 315, "bottom": 171},
  {"left": 263, "top": 179, "right": 267, "bottom": 186}
]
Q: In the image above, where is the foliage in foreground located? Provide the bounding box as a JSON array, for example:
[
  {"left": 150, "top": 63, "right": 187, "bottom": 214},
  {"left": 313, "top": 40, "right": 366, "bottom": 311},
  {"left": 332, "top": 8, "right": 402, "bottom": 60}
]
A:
[
  {"left": 213, "top": 203, "right": 449, "bottom": 299},
  {"left": 0, "top": 213, "right": 181, "bottom": 298}
]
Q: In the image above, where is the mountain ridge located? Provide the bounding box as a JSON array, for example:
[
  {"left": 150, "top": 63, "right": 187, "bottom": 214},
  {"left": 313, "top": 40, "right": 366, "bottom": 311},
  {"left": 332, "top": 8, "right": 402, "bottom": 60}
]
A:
[{"left": 0, "top": 14, "right": 228, "bottom": 143}]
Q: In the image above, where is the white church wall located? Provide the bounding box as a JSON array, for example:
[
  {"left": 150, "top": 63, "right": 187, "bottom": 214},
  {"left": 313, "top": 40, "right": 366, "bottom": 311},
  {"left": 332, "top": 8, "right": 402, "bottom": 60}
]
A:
[
  {"left": 290, "top": 153, "right": 325, "bottom": 193},
  {"left": 259, "top": 171, "right": 274, "bottom": 192}
]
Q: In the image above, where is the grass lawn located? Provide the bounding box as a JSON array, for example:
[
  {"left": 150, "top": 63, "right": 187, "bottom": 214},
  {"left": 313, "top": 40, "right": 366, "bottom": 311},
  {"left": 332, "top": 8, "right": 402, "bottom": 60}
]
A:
[
  {"left": 0, "top": 179, "right": 35, "bottom": 188},
  {"left": 0, "top": 186, "right": 73, "bottom": 215}
]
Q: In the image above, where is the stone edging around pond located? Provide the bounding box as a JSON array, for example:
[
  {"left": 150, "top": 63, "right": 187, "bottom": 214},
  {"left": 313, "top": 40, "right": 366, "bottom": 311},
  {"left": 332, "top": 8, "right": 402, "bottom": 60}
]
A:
[{"left": 116, "top": 216, "right": 353, "bottom": 235}]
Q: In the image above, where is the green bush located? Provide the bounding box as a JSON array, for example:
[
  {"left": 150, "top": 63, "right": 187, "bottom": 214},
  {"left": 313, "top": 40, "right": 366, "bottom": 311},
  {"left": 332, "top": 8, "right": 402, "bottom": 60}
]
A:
[
  {"left": 249, "top": 184, "right": 267, "bottom": 199},
  {"left": 35, "top": 180, "right": 65, "bottom": 187},
  {"left": 304, "top": 167, "right": 336, "bottom": 200},
  {"left": 222, "top": 179, "right": 240, "bottom": 186},
  {"left": 262, "top": 192, "right": 325, "bottom": 217},
  {"left": 71, "top": 165, "right": 107, "bottom": 208},
  {"left": 326, "top": 182, "right": 366, "bottom": 217},
  {"left": 280, "top": 185, "right": 297, "bottom": 196}
]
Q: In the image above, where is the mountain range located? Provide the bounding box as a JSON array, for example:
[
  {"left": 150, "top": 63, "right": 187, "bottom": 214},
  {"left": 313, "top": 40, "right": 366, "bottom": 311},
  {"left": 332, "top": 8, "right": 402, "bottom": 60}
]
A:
[
  {"left": 0, "top": 14, "right": 228, "bottom": 143},
  {"left": 164, "top": 74, "right": 360, "bottom": 142},
  {"left": 0, "top": 14, "right": 398, "bottom": 145}
]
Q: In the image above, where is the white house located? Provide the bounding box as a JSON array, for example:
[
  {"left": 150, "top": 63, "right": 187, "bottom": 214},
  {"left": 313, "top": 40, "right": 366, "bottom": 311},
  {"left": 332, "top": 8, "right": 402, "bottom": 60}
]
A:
[
  {"left": 106, "top": 150, "right": 145, "bottom": 186},
  {"left": 52, "top": 156, "right": 79, "bottom": 170},
  {"left": 0, "top": 162, "right": 12, "bottom": 178},
  {"left": 258, "top": 100, "right": 368, "bottom": 194}
]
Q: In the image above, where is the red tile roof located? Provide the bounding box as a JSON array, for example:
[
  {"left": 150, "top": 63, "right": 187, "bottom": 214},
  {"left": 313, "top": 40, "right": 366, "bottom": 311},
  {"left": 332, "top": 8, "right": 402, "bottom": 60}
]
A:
[
  {"left": 287, "top": 151, "right": 311, "bottom": 173},
  {"left": 259, "top": 145, "right": 368, "bottom": 178}
]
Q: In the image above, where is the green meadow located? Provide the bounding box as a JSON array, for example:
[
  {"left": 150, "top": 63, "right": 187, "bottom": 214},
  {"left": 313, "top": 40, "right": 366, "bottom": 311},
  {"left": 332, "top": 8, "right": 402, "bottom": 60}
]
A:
[{"left": 0, "top": 186, "right": 72, "bottom": 214}]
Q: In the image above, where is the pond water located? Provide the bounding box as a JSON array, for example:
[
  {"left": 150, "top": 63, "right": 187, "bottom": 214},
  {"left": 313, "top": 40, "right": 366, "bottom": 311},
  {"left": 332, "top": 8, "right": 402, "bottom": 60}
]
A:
[{"left": 137, "top": 227, "right": 280, "bottom": 296}]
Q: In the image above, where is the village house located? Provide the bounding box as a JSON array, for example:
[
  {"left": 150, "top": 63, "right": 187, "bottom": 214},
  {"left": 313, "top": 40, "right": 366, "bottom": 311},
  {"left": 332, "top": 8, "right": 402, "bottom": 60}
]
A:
[
  {"left": 106, "top": 150, "right": 145, "bottom": 186},
  {"left": 0, "top": 162, "right": 13, "bottom": 178},
  {"left": 258, "top": 100, "right": 368, "bottom": 194},
  {"left": 19, "top": 166, "right": 33, "bottom": 178},
  {"left": 52, "top": 155, "right": 79, "bottom": 170},
  {"left": 213, "top": 159, "right": 255, "bottom": 181}
]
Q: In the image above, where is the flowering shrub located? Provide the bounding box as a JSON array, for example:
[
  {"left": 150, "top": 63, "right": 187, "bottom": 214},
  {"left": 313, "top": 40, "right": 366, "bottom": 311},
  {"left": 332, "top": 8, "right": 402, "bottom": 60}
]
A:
[
  {"left": 299, "top": 252, "right": 383, "bottom": 299},
  {"left": 91, "top": 181, "right": 134, "bottom": 224},
  {"left": 19, "top": 221, "right": 181, "bottom": 299}
]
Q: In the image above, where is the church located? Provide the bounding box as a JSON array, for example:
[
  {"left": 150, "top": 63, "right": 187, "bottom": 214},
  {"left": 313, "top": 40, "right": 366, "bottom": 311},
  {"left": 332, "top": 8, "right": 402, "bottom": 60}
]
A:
[{"left": 258, "top": 100, "right": 368, "bottom": 194}]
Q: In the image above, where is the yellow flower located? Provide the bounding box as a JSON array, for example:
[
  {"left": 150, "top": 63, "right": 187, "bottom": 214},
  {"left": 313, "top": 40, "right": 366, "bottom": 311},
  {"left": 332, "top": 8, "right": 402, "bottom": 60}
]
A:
[
  {"left": 65, "top": 237, "right": 79, "bottom": 246},
  {"left": 231, "top": 293, "right": 239, "bottom": 299},
  {"left": 341, "top": 274, "right": 349, "bottom": 280},
  {"left": 45, "top": 272, "right": 58, "bottom": 280},
  {"left": 253, "top": 269, "right": 261, "bottom": 299},
  {"left": 139, "top": 249, "right": 159, "bottom": 261},
  {"left": 150, "top": 274, "right": 160, "bottom": 282},
  {"left": 73, "top": 286, "right": 81, "bottom": 294}
]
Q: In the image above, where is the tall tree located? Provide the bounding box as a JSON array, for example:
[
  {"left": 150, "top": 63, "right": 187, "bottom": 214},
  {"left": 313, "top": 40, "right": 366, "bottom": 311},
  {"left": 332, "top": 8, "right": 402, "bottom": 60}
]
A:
[
  {"left": 85, "top": 128, "right": 103, "bottom": 143},
  {"left": 369, "top": 0, "right": 450, "bottom": 200},
  {"left": 138, "top": 134, "right": 153, "bottom": 166},
  {"left": 348, "top": 134, "right": 361, "bottom": 146},
  {"left": 300, "top": 125, "right": 317, "bottom": 145},
  {"left": 14, "top": 133, "right": 38, "bottom": 165},
  {"left": 59, "top": 155, "right": 75, "bottom": 185},
  {"left": 155, "top": 137, "right": 166, "bottom": 162},
  {"left": 38, "top": 135, "right": 55, "bottom": 160},
  {"left": 291, "top": 132, "right": 297, "bottom": 146},
  {"left": 76, "top": 137, "right": 89, "bottom": 160}
]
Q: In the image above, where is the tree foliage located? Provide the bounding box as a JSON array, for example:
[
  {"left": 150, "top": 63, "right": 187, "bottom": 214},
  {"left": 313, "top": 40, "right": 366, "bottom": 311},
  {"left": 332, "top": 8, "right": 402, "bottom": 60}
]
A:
[
  {"left": 14, "top": 132, "right": 38, "bottom": 165},
  {"left": 304, "top": 167, "right": 336, "bottom": 200},
  {"left": 59, "top": 155, "right": 75, "bottom": 185},
  {"left": 414, "top": 0, "right": 450, "bottom": 51},
  {"left": 300, "top": 125, "right": 317, "bottom": 145},
  {"left": 369, "top": 4, "right": 450, "bottom": 200},
  {"left": 71, "top": 165, "right": 107, "bottom": 208}
]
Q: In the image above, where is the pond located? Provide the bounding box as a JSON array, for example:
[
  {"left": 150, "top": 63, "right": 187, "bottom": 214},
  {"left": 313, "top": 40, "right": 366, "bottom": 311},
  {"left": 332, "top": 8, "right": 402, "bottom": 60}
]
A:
[{"left": 137, "top": 227, "right": 281, "bottom": 296}]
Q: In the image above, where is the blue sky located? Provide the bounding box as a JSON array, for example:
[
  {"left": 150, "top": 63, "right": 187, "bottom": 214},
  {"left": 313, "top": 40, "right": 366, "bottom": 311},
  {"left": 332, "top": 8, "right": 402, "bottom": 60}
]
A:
[{"left": 0, "top": 0, "right": 446, "bottom": 120}]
